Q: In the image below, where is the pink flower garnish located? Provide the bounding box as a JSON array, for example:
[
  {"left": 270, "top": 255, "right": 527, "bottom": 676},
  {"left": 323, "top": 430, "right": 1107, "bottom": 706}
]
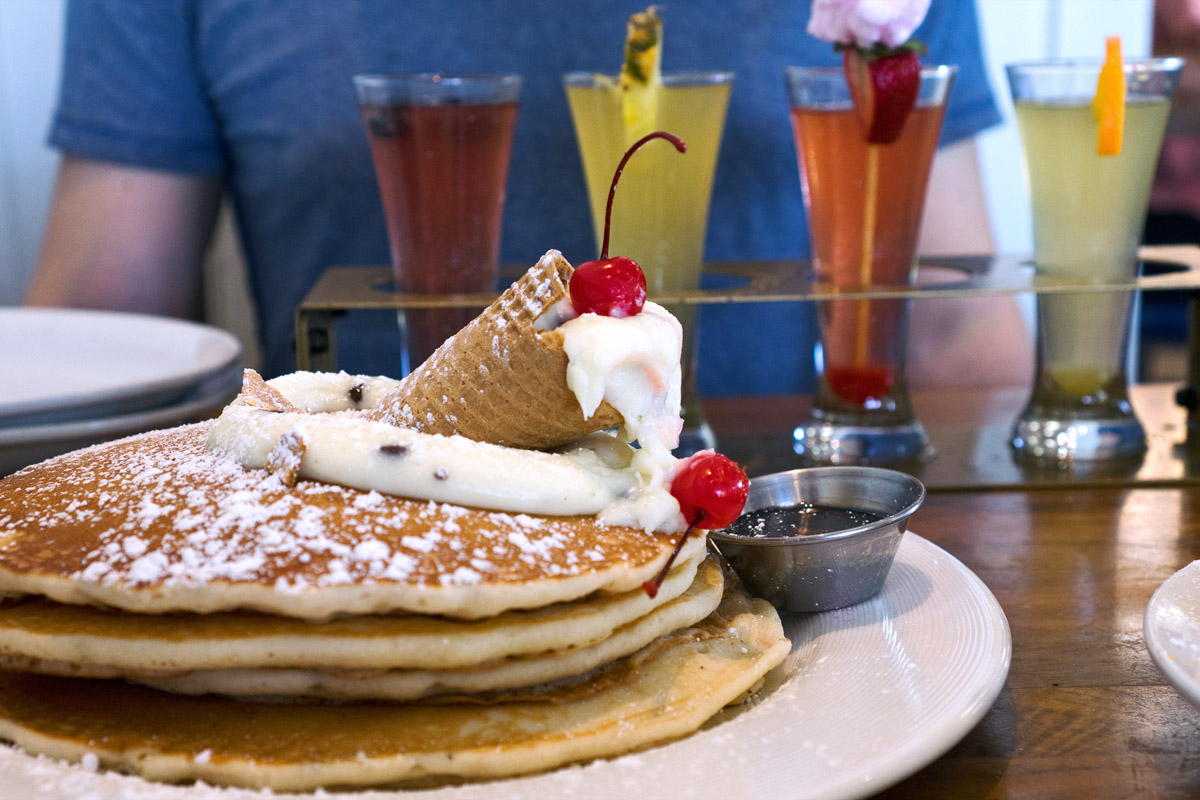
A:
[{"left": 807, "top": 0, "right": 931, "bottom": 49}]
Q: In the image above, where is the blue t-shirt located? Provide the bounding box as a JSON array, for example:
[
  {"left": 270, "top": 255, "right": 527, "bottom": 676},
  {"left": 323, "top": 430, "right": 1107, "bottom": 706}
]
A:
[{"left": 49, "top": 0, "right": 1001, "bottom": 393}]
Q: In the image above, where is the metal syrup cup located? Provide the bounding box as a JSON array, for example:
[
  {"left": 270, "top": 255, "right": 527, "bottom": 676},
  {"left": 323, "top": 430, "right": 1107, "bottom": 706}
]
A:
[{"left": 711, "top": 467, "right": 925, "bottom": 612}]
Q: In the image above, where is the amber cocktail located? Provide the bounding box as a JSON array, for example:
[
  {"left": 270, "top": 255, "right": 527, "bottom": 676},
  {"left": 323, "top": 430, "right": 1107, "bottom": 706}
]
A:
[
  {"left": 354, "top": 74, "right": 521, "bottom": 373},
  {"left": 787, "top": 65, "right": 955, "bottom": 465}
]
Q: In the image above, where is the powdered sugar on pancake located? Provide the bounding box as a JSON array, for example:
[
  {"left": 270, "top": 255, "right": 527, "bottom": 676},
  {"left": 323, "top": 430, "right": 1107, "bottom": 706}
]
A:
[{"left": 0, "top": 425, "right": 704, "bottom": 619}]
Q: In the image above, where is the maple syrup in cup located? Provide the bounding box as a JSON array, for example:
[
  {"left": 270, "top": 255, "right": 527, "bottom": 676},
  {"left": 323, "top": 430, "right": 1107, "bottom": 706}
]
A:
[
  {"left": 354, "top": 74, "right": 520, "bottom": 373},
  {"left": 785, "top": 65, "right": 955, "bottom": 465},
  {"left": 564, "top": 72, "right": 733, "bottom": 455},
  {"left": 1006, "top": 59, "right": 1181, "bottom": 462}
]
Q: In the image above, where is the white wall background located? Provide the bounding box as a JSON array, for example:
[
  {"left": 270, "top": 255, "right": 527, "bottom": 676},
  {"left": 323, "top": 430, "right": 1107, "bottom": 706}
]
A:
[
  {"left": 0, "top": 0, "right": 1159, "bottom": 307},
  {"left": 977, "top": 0, "right": 1155, "bottom": 255},
  {"left": 0, "top": 0, "right": 65, "bottom": 306}
]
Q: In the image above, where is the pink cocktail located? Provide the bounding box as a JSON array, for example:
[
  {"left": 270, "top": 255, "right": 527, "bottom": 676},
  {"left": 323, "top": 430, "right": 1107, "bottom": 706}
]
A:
[
  {"left": 355, "top": 74, "right": 520, "bottom": 371},
  {"left": 786, "top": 65, "right": 955, "bottom": 464}
]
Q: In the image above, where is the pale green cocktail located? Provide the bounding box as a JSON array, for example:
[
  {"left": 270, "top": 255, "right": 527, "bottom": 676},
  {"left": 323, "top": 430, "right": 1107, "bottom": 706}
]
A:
[
  {"left": 1007, "top": 58, "right": 1182, "bottom": 462},
  {"left": 1016, "top": 98, "right": 1171, "bottom": 398}
]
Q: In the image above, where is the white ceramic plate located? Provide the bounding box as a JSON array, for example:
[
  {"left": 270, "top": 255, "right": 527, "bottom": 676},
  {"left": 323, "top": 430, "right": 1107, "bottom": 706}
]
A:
[
  {"left": 1145, "top": 559, "right": 1200, "bottom": 708},
  {"left": 0, "top": 533, "right": 1009, "bottom": 799},
  {"left": 0, "top": 363, "right": 241, "bottom": 477},
  {"left": 0, "top": 308, "right": 241, "bottom": 426}
]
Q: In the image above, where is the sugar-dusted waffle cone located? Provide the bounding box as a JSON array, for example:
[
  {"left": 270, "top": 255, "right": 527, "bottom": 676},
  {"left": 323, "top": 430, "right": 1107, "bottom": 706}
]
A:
[{"left": 368, "top": 250, "right": 622, "bottom": 448}]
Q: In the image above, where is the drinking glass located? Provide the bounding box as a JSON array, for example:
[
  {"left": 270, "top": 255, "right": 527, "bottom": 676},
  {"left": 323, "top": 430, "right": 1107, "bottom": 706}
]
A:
[
  {"left": 564, "top": 71, "right": 733, "bottom": 455},
  {"left": 353, "top": 73, "right": 521, "bottom": 373},
  {"left": 786, "top": 65, "right": 956, "bottom": 465},
  {"left": 1006, "top": 58, "right": 1182, "bottom": 462}
]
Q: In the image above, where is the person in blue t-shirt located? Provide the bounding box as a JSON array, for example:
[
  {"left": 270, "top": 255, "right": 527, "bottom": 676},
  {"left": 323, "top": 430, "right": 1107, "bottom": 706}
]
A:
[{"left": 24, "top": 0, "right": 1031, "bottom": 394}]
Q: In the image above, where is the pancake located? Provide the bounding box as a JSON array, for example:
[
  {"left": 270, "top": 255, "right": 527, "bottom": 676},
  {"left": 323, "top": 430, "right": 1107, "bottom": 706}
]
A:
[
  {"left": 0, "top": 251, "right": 788, "bottom": 791},
  {"left": 0, "top": 551, "right": 712, "bottom": 674},
  {"left": 0, "top": 423, "right": 705, "bottom": 620},
  {"left": 4, "top": 555, "right": 724, "bottom": 701},
  {"left": 0, "top": 584, "right": 789, "bottom": 791}
]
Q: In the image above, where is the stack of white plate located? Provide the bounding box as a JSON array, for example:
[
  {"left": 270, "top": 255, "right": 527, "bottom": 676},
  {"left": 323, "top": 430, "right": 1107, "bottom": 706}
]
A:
[{"left": 0, "top": 308, "right": 243, "bottom": 477}]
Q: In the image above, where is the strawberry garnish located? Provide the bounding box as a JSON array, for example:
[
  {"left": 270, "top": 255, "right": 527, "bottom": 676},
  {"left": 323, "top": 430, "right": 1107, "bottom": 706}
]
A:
[
  {"left": 826, "top": 363, "right": 895, "bottom": 405},
  {"left": 842, "top": 46, "right": 922, "bottom": 145}
]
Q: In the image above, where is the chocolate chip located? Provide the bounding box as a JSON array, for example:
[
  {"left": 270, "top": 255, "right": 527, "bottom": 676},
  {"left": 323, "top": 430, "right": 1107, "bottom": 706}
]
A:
[
  {"left": 434, "top": 467, "right": 449, "bottom": 481},
  {"left": 349, "top": 384, "right": 364, "bottom": 404},
  {"left": 380, "top": 444, "right": 409, "bottom": 457}
]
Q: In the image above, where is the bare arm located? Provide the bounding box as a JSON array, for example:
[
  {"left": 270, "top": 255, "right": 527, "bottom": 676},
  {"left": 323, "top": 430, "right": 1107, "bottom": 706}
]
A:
[
  {"left": 918, "top": 138, "right": 994, "bottom": 256},
  {"left": 908, "top": 139, "right": 1035, "bottom": 389},
  {"left": 24, "top": 156, "right": 223, "bottom": 319}
]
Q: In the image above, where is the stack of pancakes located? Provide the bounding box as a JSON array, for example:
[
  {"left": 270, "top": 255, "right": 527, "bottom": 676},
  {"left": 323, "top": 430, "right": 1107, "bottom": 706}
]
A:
[{"left": 0, "top": 254, "right": 789, "bottom": 791}]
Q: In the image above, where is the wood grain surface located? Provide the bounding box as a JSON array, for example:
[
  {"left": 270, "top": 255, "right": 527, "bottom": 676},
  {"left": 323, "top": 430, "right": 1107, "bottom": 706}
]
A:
[
  {"left": 706, "top": 391, "right": 1200, "bottom": 799},
  {"left": 880, "top": 487, "right": 1200, "bottom": 798}
]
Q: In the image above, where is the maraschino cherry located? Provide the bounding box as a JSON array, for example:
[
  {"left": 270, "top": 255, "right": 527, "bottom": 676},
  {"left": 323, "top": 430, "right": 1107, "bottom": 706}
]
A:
[
  {"left": 570, "top": 131, "right": 687, "bottom": 318},
  {"left": 670, "top": 452, "right": 750, "bottom": 530},
  {"left": 569, "top": 256, "right": 647, "bottom": 318},
  {"left": 643, "top": 452, "right": 750, "bottom": 598}
]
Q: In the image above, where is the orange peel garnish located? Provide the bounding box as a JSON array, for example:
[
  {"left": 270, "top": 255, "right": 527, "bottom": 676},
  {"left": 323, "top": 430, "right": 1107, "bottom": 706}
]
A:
[{"left": 1093, "top": 35, "right": 1125, "bottom": 156}]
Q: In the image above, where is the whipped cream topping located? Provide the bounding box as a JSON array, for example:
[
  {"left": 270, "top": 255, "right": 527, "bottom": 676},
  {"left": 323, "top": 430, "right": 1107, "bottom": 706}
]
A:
[
  {"left": 207, "top": 374, "right": 641, "bottom": 518},
  {"left": 206, "top": 278, "right": 688, "bottom": 533},
  {"left": 557, "top": 301, "right": 685, "bottom": 532}
]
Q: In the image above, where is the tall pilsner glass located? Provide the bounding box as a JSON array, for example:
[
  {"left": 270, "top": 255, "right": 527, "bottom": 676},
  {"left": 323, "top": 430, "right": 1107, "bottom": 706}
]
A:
[
  {"left": 565, "top": 72, "right": 733, "bottom": 455},
  {"left": 787, "top": 65, "right": 956, "bottom": 465},
  {"left": 354, "top": 73, "right": 521, "bottom": 374},
  {"left": 1007, "top": 59, "right": 1182, "bottom": 462}
]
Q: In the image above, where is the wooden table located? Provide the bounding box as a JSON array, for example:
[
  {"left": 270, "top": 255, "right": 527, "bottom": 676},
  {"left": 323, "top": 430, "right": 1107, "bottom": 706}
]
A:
[
  {"left": 877, "top": 486, "right": 1200, "bottom": 798},
  {"left": 705, "top": 388, "right": 1200, "bottom": 798},
  {"left": 287, "top": 253, "right": 1200, "bottom": 795}
]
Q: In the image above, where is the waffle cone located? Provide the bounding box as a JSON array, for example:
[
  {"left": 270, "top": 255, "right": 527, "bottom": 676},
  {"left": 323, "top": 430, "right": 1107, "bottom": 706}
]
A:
[{"left": 367, "top": 251, "right": 623, "bottom": 448}]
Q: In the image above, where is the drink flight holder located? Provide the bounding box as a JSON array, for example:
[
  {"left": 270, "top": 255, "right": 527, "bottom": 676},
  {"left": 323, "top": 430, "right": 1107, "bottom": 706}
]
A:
[{"left": 295, "top": 244, "right": 1200, "bottom": 489}]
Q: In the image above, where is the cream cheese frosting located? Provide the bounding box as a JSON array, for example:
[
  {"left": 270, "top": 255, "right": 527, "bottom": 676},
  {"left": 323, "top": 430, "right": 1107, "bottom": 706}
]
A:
[
  {"left": 207, "top": 280, "right": 688, "bottom": 532},
  {"left": 206, "top": 374, "right": 640, "bottom": 518},
  {"left": 557, "top": 301, "right": 685, "bottom": 532}
]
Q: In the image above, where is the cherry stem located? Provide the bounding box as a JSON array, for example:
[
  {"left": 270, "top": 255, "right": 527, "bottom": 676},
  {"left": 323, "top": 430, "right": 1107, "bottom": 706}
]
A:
[
  {"left": 600, "top": 131, "right": 687, "bottom": 259},
  {"left": 641, "top": 511, "right": 704, "bottom": 599}
]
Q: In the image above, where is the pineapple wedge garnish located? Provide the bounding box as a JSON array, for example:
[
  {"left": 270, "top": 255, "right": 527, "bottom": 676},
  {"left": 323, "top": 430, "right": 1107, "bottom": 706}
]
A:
[{"left": 620, "top": 6, "right": 663, "bottom": 141}]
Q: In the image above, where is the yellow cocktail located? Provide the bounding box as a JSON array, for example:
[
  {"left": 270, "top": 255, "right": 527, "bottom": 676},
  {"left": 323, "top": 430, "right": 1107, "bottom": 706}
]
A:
[
  {"left": 565, "top": 72, "right": 732, "bottom": 451},
  {"left": 1007, "top": 56, "right": 1182, "bottom": 461},
  {"left": 566, "top": 74, "right": 731, "bottom": 294},
  {"left": 1016, "top": 98, "right": 1171, "bottom": 399}
]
